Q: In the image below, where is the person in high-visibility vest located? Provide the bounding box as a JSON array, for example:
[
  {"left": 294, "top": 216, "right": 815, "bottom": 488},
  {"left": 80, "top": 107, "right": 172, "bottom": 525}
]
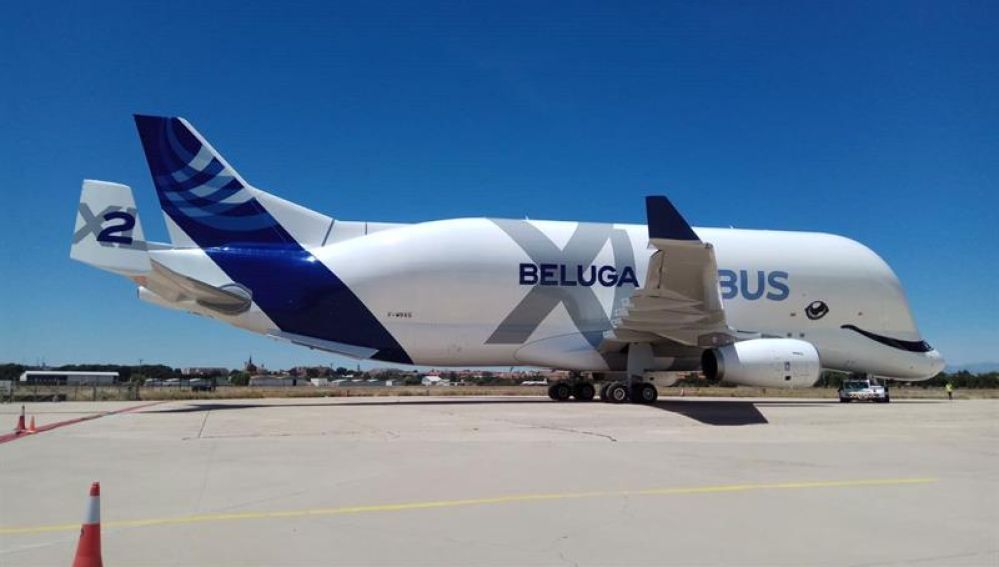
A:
[{"left": 945, "top": 382, "right": 954, "bottom": 401}]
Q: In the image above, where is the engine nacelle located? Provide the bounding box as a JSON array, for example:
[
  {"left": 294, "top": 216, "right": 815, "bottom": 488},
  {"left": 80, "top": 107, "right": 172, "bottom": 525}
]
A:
[{"left": 701, "top": 339, "right": 821, "bottom": 388}]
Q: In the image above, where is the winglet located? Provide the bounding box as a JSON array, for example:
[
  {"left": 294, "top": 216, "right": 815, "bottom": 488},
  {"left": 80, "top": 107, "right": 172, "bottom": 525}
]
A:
[
  {"left": 645, "top": 196, "right": 700, "bottom": 242},
  {"left": 70, "top": 180, "right": 151, "bottom": 276}
]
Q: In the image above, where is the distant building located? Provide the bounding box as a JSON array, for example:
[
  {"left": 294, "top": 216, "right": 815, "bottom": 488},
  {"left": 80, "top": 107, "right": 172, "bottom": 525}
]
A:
[
  {"left": 181, "top": 367, "right": 228, "bottom": 376},
  {"left": 333, "top": 379, "right": 393, "bottom": 387},
  {"left": 290, "top": 366, "right": 333, "bottom": 378},
  {"left": 19, "top": 371, "right": 118, "bottom": 385},
  {"left": 248, "top": 375, "right": 310, "bottom": 387},
  {"left": 421, "top": 375, "right": 451, "bottom": 386}
]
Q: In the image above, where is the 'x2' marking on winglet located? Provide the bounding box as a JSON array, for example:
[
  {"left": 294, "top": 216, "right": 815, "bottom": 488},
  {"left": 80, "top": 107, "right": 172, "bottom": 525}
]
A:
[{"left": 73, "top": 203, "right": 145, "bottom": 249}]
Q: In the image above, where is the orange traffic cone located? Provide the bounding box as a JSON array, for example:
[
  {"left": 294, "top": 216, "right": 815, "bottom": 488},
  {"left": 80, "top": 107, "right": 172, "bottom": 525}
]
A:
[
  {"left": 27, "top": 416, "right": 36, "bottom": 433},
  {"left": 72, "top": 482, "right": 103, "bottom": 567},
  {"left": 14, "top": 405, "right": 25, "bottom": 433}
]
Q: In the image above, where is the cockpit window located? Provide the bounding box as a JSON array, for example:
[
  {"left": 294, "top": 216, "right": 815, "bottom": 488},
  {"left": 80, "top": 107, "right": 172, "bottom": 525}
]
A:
[{"left": 841, "top": 325, "right": 933, "bottom": 353}]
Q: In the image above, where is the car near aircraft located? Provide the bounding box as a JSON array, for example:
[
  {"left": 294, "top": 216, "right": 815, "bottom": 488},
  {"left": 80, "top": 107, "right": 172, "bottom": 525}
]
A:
[{"left": 70, "top": 115, "right": 945, "bottom": 404}]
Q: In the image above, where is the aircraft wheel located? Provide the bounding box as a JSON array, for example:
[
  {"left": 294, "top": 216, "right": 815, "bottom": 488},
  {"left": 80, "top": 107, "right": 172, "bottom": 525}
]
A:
[
  {"left": 572, "top": 382, "right": 596, "bottom": 401},
  {"left": 631, "top": 382, "right": 658, "bottom": 404},
  {"left": 548, "top": 381, "right": 572, "bottom": 401},
  {"left": 599, "top": 382, "right": 612, "bottom": 402},
  {"left": 606, "top": 382, "right": 630, "bottom": 404}
]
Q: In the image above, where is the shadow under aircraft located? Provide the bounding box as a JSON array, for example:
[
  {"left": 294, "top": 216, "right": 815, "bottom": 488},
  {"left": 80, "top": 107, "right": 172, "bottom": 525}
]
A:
[{"left": 148, "top": 397, "right": 869, "bottom": 426}]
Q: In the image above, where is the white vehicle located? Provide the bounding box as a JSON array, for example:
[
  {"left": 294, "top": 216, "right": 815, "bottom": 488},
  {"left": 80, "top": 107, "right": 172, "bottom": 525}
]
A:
[
  {"left": 838, "top": 378, "right": 890, "bottom": 403},
  {"left": 70, "top": 115, "right": 945, "bottom": 404}
]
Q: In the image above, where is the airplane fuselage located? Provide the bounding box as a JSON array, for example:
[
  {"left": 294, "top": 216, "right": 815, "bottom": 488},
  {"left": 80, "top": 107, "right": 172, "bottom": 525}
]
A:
[{"left": 163, "top": 217, "right": 942, "bottom": 380}]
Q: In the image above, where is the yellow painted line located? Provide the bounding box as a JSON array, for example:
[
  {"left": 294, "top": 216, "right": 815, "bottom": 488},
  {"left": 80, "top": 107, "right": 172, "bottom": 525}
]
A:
[{"left": 0, "top": 477, "right": 936, "bottom": 535}]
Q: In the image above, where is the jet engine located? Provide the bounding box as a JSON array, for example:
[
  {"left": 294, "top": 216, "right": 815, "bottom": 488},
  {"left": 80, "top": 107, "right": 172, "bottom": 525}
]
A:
[{"left": 701, "top": 338, "right": 821, "bottom": 388}]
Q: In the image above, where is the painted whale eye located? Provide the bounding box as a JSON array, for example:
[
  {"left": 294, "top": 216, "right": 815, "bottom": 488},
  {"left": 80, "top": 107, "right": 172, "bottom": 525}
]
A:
[{"left": 805, "top": 300, "right": 829, "bottom": 320}]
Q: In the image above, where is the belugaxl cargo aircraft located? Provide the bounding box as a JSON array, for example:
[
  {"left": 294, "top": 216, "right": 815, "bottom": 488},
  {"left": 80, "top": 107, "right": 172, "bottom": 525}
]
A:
[{"left": 71, "top": 116, "right": 944, "bottom": 403}]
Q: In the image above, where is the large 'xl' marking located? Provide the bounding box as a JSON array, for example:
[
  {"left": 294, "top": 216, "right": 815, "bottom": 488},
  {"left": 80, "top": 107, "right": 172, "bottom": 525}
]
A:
[{"left": 486, "top": 220, "right": 636, "bottom": 347}]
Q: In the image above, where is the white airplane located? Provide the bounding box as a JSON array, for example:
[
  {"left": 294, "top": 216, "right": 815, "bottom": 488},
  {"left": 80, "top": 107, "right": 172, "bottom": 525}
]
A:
[{"left": 70, "top": 115, "right": 945, "bottom": 403}]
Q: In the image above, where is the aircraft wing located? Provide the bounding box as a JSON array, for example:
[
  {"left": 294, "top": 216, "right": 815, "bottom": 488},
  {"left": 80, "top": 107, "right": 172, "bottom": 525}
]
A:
[{"left": 608, "top": 196, "right": 742, "bottom": 347}]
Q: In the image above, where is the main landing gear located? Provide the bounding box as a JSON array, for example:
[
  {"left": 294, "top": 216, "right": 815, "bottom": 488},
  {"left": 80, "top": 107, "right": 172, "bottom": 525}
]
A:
[
  {"left": 547, "top": 343, "right": 661, "bottom": 405},
  {"left": 547, "top": 376, "right": 658, "bottom": 404},
  {"left": 601, "top": 342, "right": 659, "bottom": 404},
  {"left": 547, "top": 375, "right": 596, "bottom": 402},
  {"left": 546, "top": 380, "right": 597, "bottom": 402},
  {"left": 598, "top": 381, "right": 657, "bottom": 404}
]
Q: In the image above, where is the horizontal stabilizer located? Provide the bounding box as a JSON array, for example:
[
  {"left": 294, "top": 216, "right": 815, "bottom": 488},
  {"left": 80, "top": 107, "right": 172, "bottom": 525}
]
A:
[{"left": 147, "top": 259, "right": 252, "bottom": 315}]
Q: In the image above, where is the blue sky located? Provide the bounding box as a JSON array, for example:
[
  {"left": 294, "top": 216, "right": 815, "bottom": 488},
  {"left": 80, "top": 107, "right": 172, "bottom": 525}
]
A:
[{"left": 1, "top": 1, "right": 995, "bottom": 370}]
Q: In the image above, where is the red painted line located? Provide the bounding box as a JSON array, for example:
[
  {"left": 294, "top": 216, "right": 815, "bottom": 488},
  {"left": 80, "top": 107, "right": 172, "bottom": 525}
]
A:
[{"left": 0, "top": 401, "right": 165, "bottom": 445}]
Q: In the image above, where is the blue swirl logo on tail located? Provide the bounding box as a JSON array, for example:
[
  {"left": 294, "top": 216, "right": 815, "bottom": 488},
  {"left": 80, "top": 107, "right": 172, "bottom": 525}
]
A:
[
  {"left": 134, "top": 115, "right": 292, "bottom": 247},
  {"left": 131, "top": 115, "right": 413, "bottom": 364}
]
